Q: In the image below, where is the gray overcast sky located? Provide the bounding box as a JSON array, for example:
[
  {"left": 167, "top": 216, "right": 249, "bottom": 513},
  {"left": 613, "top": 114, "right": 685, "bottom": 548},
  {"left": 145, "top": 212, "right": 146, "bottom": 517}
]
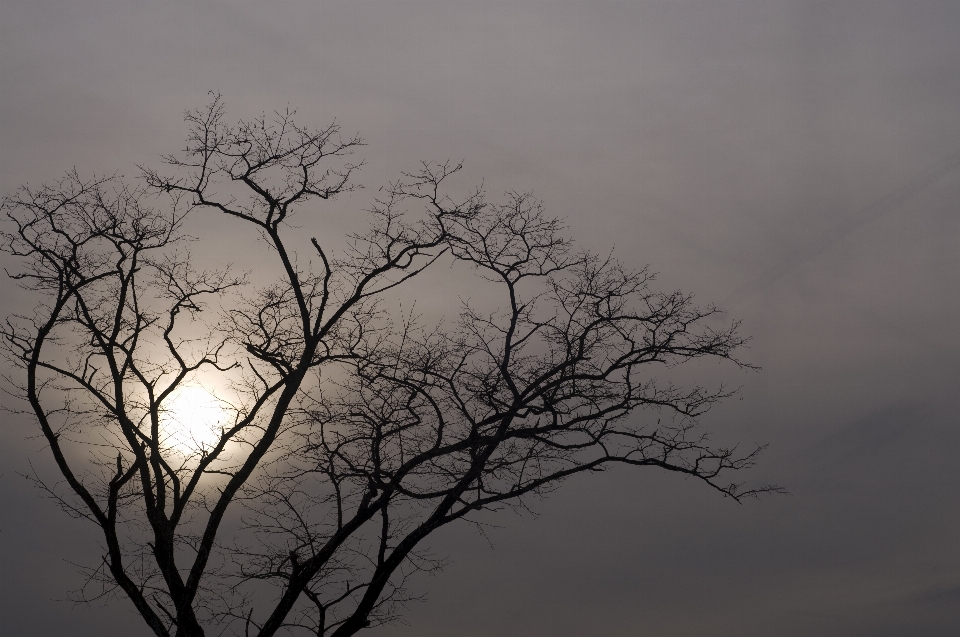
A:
[{"left": 2, "top": 1, "right": 959, "bottom": 635}]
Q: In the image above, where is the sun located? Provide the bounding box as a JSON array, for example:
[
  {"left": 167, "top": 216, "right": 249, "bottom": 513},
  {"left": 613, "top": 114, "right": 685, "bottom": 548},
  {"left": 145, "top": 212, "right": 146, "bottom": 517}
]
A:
[{"left": 162, "top": 385, "right": 228, "bottom": 451}]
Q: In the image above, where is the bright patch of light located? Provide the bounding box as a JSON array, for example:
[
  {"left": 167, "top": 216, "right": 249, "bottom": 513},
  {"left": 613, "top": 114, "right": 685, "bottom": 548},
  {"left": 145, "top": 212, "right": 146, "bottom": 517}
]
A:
[{"left": 162, "top": 385, "right": 227, "bottom": 451}]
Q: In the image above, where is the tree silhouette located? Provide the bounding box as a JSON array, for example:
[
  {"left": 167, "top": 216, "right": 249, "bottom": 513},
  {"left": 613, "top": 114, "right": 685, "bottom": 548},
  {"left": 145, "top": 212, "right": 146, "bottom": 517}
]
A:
[{"left": 2, "top": 96, "right": 777, "bottom": 636}]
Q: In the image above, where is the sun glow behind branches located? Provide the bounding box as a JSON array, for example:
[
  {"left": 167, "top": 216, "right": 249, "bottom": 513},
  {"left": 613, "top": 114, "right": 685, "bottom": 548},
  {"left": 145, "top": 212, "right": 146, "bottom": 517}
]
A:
[{"left": 161, "top": 385, "right": 228, "bottom": 452}]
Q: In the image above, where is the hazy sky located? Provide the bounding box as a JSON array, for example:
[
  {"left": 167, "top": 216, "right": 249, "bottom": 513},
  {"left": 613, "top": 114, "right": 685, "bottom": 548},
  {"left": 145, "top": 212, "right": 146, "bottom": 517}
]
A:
[{"left": 2, "top": 1, "right": 959, "bottom": 635}]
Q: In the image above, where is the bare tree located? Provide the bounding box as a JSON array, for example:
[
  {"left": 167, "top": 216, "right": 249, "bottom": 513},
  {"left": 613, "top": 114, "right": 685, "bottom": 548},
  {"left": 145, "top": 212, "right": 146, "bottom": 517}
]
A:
[{"left": 1, "top": 96, "right": 777, "bottom": 637}]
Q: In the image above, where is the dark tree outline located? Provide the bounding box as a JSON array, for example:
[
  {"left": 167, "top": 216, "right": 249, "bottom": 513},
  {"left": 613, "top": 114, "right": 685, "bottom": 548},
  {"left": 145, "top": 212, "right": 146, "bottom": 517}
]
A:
[{"left": 1, "top": 95, "right": 780, "bottom": 637}]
